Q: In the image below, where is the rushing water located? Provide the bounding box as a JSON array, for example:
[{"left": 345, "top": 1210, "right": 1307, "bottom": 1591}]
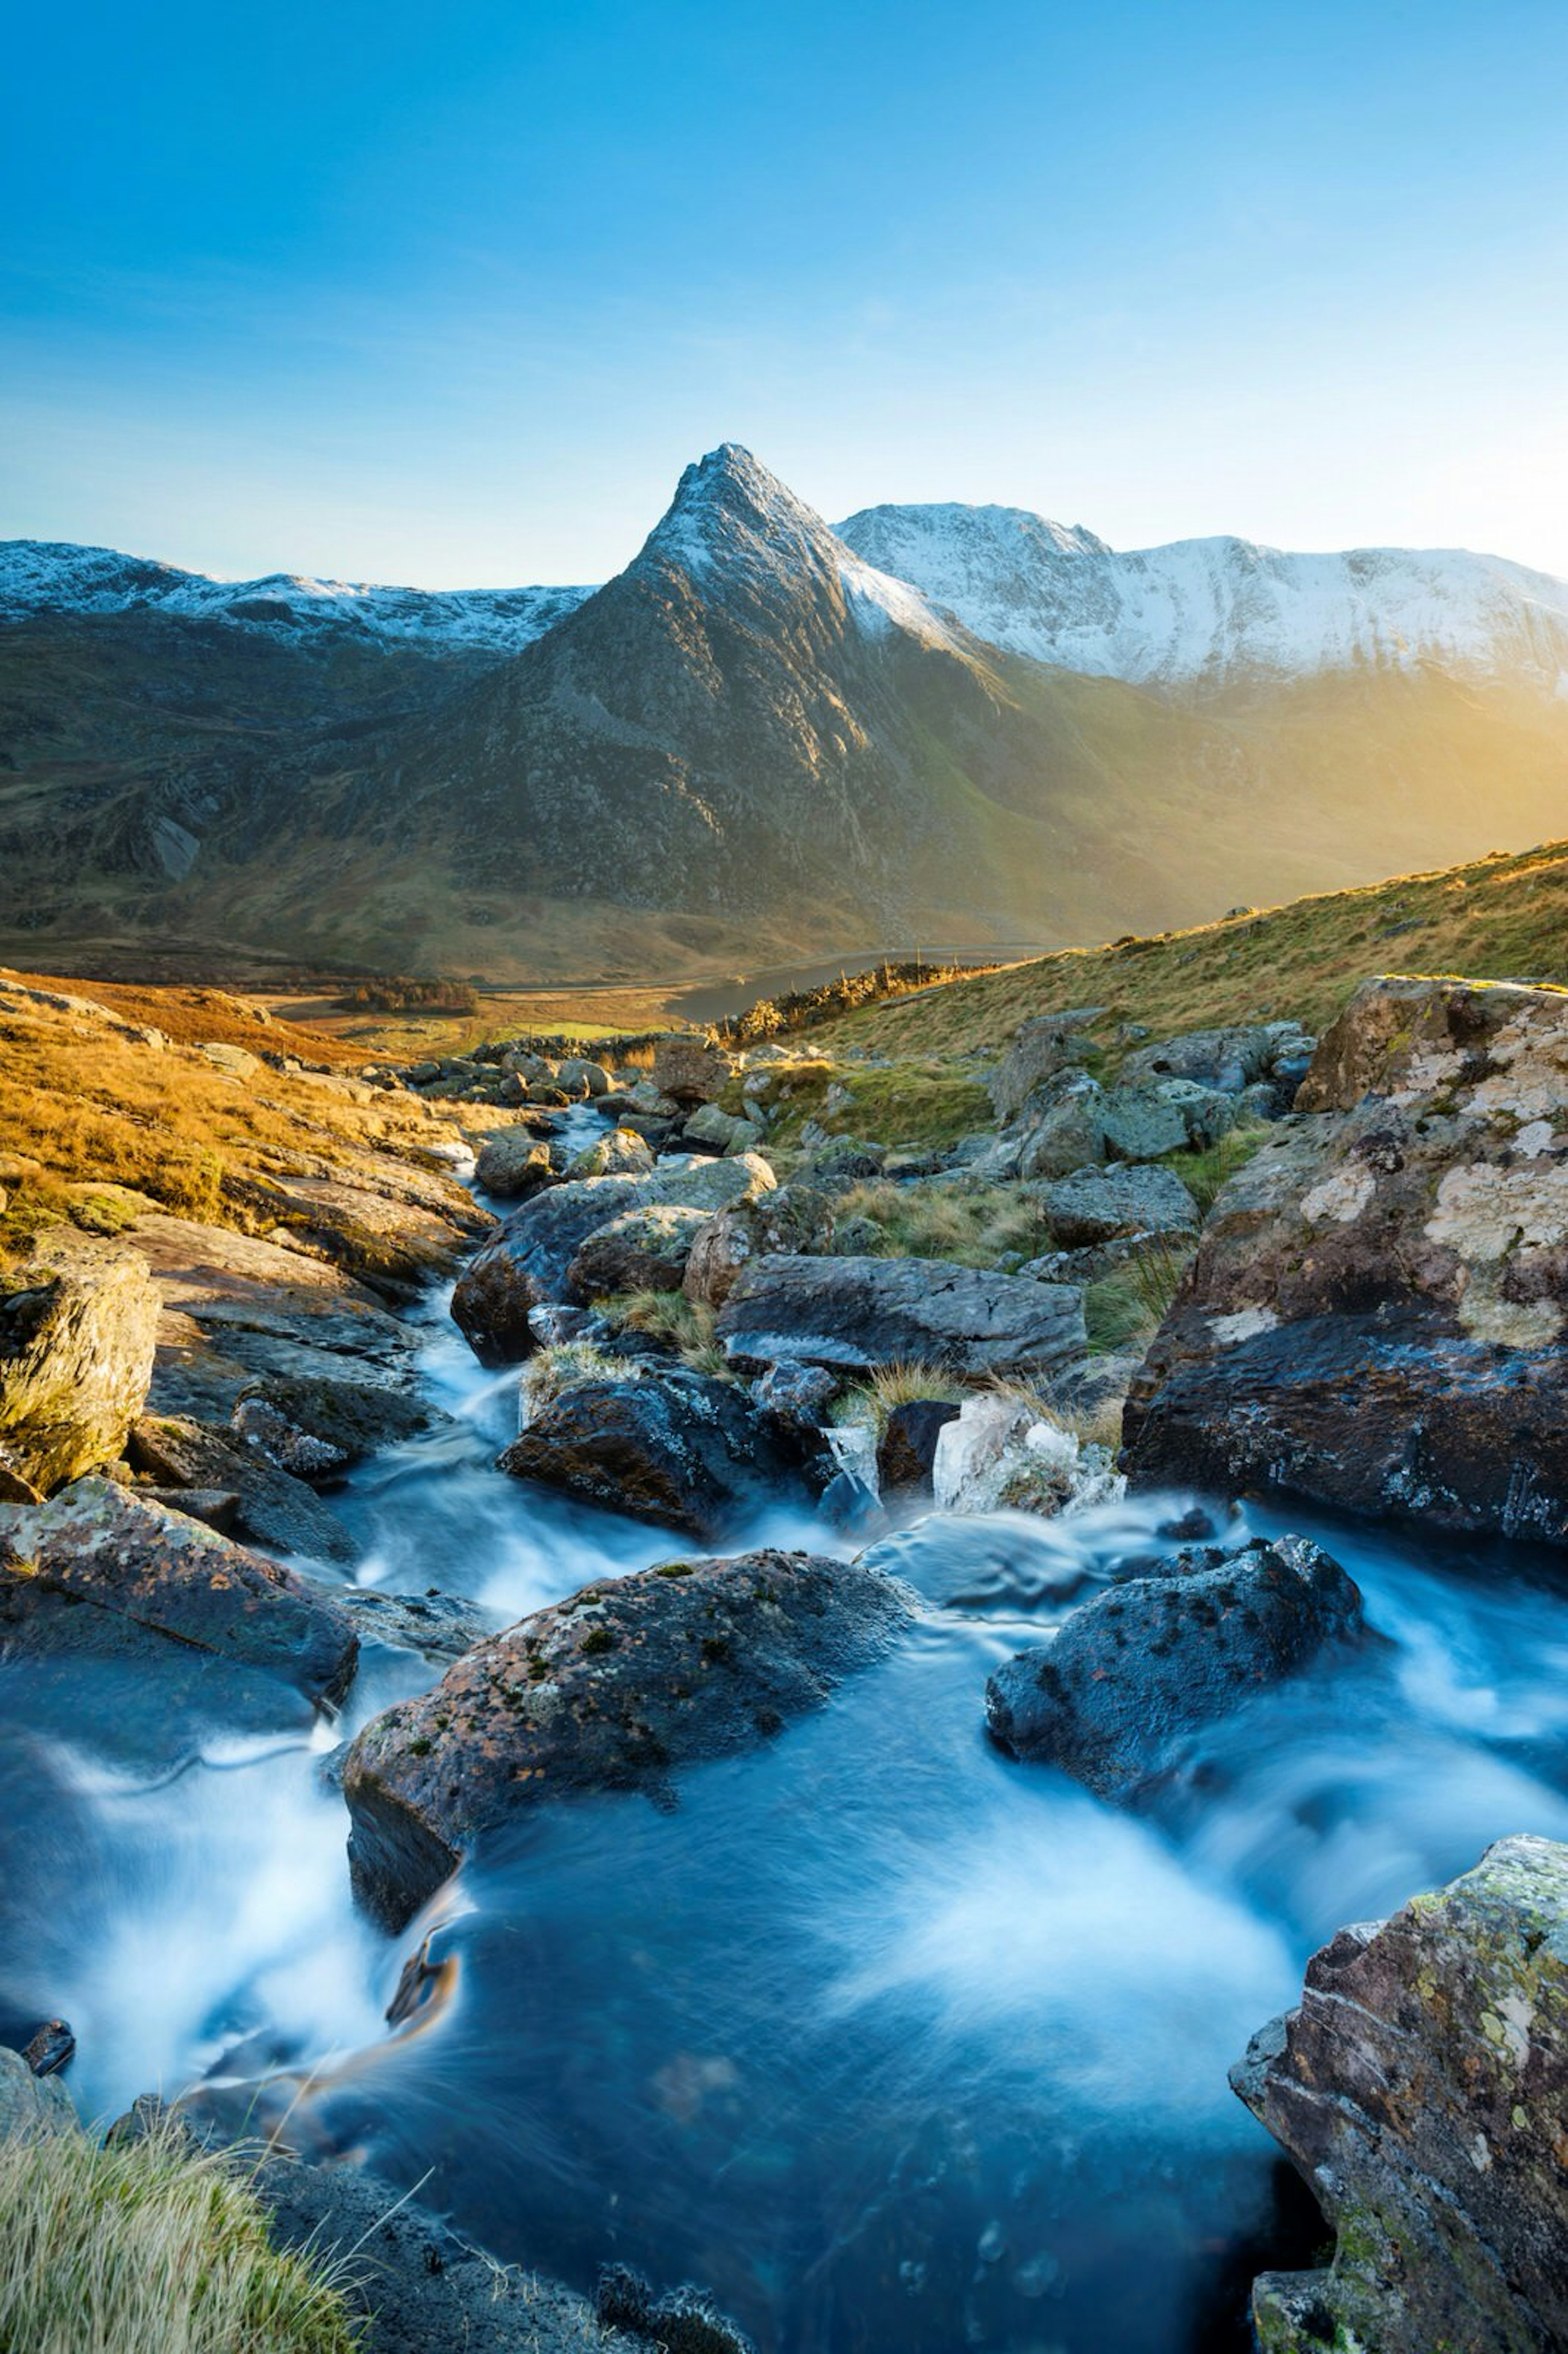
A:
[{"left": 5, "top": 1239, "right": 1568, "bottom": 2351}]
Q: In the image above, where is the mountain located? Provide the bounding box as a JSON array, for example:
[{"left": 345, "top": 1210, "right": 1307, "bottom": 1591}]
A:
[
  {"left": 2, "top": 447, "right": 1566, "bottom": 983},
  {"left": 835, "top": 503, "right": 1568, "bottom": 689},
  {"left": 0, "top": 540, "right": 594, "bottom": 655}
]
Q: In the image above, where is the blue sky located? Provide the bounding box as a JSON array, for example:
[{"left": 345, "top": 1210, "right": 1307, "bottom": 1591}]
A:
[{"left": 4, "top": 0, "right": 1565, "bottom": 584}]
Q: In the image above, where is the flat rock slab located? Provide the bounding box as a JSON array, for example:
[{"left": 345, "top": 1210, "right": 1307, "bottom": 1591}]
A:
[
  {"left": 1125, "top": 975, "right": 1568, "bottom": 1541},
  {"left": 1233, "top": 1833, "right": 1568, "bottom": 2354},
  {"left": 0, "top": 1476, "right": 357, "bottom": 1708},
  {"left": 344, "top": 1547, "right": 915, "bottom": 1930},
  {"left": 717, "top": 1253, "right": 1085, "bottom": 1378},
  {"left": 985, "top": 1535, "right": 1367, "bottom": 1796}
]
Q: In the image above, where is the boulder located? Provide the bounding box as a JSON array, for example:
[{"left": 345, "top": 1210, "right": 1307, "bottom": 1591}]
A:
[
  {"left": 987, "top": 1009, "right": 1102, "bottom": 1121},
  {"left": 652, "top": 1035, "right": 737, "bottom": 1106},
  {"left": 474, "top": 1131, "right": 560, "bottom": 1200},
  {"left": 682, "top": 1103, "right": 764, "bottom": 1155},
  {"left": 1015, "top": 1072, "right": 1108, "bottom": 1179},
  {"left": 1124, "top": 976, "right": 1568, "bottom": 1542},
  {"left": 566, "top": 1206, "right": 710, "bottom": 1300},
  {"left": 454, "top": 1160, "right": 775, "bottom": 1362},
  {"left": 0, "top": 1237, "right": 159, "bottom": 1494},
  {"left": 984, "top": 1535, "right": 1367, "bottom": 1794},
  {"left": 682, "top": 1184, "right": 838, "bottom": 1310},
  {"left": 877, "top": 1398, "right": 962, "bottom": 1493},
  {"left": 0, "top": 1477, "right": 357, "bottom": 1707},
  {"left": 1121, "top": 1020, "right": 1316, "bottom": 1103},
  {"left": 343, "top": 1547, "right": 915, "bottom": 1928},
  {"left": 0, "top": 2045, "right": 72, "bottom": 2140},
  {"left": 1040, "top": 1163, "right": 1198, "bottom": 1249},
  {"left": 717, "top": 1254, "right": 1085, "bottom": 1380},
  {"left": 498, "top": 1371, "right": 802, "bottom": 1538},
  {"left": 555, "top": 1057, "right": 611, "bottom": 1096},
  {"left": 1233, "top": 1834, "right": 1568, "bottom": 2354},
  {"left": 566, "top": 1127, "right": 656, "bottom": 1181},
  {"left": 229, "top": 1367, "right": 432, "bottom": 1465},
  {"left": 751, "top": 1358, "right": 839, "bottom": 1432},
  {"left": 129, "top": 1413, "right": 356, "bottom": 1563}
]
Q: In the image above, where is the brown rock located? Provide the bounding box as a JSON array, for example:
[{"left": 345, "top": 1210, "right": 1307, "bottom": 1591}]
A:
[{"left": 0, "top": 1237, "right": 159, "bottom": 1494}]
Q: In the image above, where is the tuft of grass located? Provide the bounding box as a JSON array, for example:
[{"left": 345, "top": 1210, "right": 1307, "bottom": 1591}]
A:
[
  {"left": 833, "top": 1179, "right": 1051, "bottom": 1269},
  {"left": 1164, "top": 1121, "right": 1272, "bottom": 1215},
  {"left": 596, "top": 1290, "right": 728, "bottom": 1378},
  {"left": 829, "top": 1359, "right": 966, "bottom": 1436},
  {"left": 521, "top": 1341, "right": 636, "bottom": 1418},
  {"left": 1083, "top": 1235, "right": 1195, "bottom": 1355},
  {"left": 0, "top": 2109, "right": 361, "bottom": 2354}
]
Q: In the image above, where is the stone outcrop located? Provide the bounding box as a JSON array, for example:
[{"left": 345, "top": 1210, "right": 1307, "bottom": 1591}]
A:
[
  {"left": 716, "top": 1253, "right": 1085, "bottom": 1378},
  {"left": 129, "top": 1413, "right": 356, "bottom": 1563},
  {"left": 1125, "top": 976, "right": 1568, "bottom": 1542},
  {"left": 984, "top": 1536, "right": 1367, "bottom": 1793},
  {"left": 1039, "top": 1162, "right": 1198, "bottom": 1249},
  {"left": 1233, "top": 1834, "right": 1568, "bottom": 2354},
  {"left": 343, "top": 1547, "right": 914, "bottom": 1928},
  {"left": 0, "top": 1236, "right": 159, "bottom": 1494},
  {"left": 0, "top": 1477, "right": 357, "bottom": 1708},
  {"left": 987, "top": 1010, "right": 1102, "bottom": 1121},
  {"left": 682, "top": 1184, "right": 838, "bottom": 1309},
  {"left": 499, "top": 1371, "right": 802, "bottom": 1538}
]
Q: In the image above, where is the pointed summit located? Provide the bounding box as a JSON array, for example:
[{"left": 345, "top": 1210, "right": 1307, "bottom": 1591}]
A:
[{"left": 639, "top": 442, "right": 842, "bottom": 587}]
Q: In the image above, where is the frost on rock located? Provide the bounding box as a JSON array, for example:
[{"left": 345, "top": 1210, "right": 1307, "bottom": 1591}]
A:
[{"left": 932, "top": 1393, "right": 1124, "bottom": 1518}]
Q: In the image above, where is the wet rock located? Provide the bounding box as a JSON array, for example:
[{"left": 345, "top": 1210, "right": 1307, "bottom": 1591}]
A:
[
  {"left": 984, "top": 1535, "right": 1367, "bottom": 1794},
  {"left": 0, "top": 1477, "right": 357, "bottom": 1707},
  {"left": 1233, "top": 1833, "right": 1568, "bottom": 2354},
  {"left": 1040, "top": 1164, "right": 1198, "bottom": 1249},
  {"left": 229, "top": 1365, "right": 434, "bottom": 1465},
  {"left": 454, "top": 1160, "right": 774, "bottom": 1364},
  {"left": 596, "top": 2265, "right": 755, "bottom": 2354},
  {"left": 877, "top": 1398, "right": 962, "bottom": 1493},
  {"left": 0, "top": 2045, "right": 71, "bottom": 2138},
  {"left": 498, "top": 1372, "right": 803, "bottom": 1539},
  {"left": 652, "top": 1035, "right": 737, "bottom": 1106},
  {"left": 566, "top": 1206, "right": 711, "bottom": 1301},
  {"left": 1125, "top": 976, "right": 1568, "bottom": 1542},
  {"left": 21, "top": 2019, "right": 74, "bottom": 2077},
  {"left": 130, "top": 1413, "right": 356, "bottom": 1563},
  {"left": 751, "top": 1358, "right": 838, "bottom": 1431},
  {"left": 343, "top": 1547, "right": 914, "bottom": 1928},
  {"left": 0, "top": 1236, "right": 159, "bottom": 1494},
  {"left": 137, "top": 1485, "right": 241, "bottom": 1531},
  {"left": 473, "top": 1130, "right": 559, "bottom": 1200},
  {"left": 229, "top": 1395, "right": 350, "bottom": 1479},
  {"left": 717, "top": 1254, "right": 1085, "bottom": 1380},
  {"left": 330, "top": 1583, "right": 492, "bottom": 1666}
]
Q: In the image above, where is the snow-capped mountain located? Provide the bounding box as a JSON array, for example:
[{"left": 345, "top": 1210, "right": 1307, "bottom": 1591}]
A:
[
  {"left": 2, "top": 442, "right": 1566, "bottom": 982},
  {"left": 0, "top": 539, "right": 594, "bottom": 653},
  {"left": 835, "top": 503, "right": 1568, "bottom": 691}
]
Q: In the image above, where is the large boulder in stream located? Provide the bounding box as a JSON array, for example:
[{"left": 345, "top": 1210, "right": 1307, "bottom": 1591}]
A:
[
  {"left": 452, "top": 1157, "right": 775, "bottom": 1363},
  {"left": 1233, "top": 1833, "right": 1568, "bottom": 2354},
  {"left": 1124, "top": 976, "right": 1568, "bottom": 1543},
  {"left": 499, "top": 1371, "right": 804, "bottom": 1539},
  {"left": 716, "top": 1253, "right": 1085, "bottom": 1379},
  {"left": 984, "top": 1536, "right": 1367, "bottom": 1795},
  {"left": 0, "top": 1476, "right": 357, "bottom": 1708},
  {"left": 343, "top": 1547, "right": 914, "bottom": 1929},
  {"left": 0, "top": 1236, "right": 159, "bottom": 1497}
]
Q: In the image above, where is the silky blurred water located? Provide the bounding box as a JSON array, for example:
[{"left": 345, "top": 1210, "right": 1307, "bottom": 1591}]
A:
[{"left": 4, "top": 1263, "right": 1568, "bottom": 2352}]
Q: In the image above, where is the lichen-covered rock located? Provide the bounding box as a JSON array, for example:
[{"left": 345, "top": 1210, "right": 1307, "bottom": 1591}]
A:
[
  {"left": 566, "top": 1126, "right": 656, "bottom": 1181},
  {"left": 987, "top": 1010, "right": 1102, "bottom": 1121},
  {"left": 343, "top": 1547, "right": 914, "bottom": 1928},
  {"left": 682, "top": 1102, "right": 765, "bottom": 1155},
  {"left": 1121, "top": 1020, "right": 1315, "bottom": 1104},
  {"left": 1125, "top": 976, "right": 1568, "bottom": 1541},
  {"left": 1040, "top": 1162, "right": 1198, "bottom": 1248},
  {"left": 0, "top": 1477, "right": 357, "bottom": 1706},
  {"left": 652, "top": 1035, "right": 737, "bottom": 1107},
  {"left": 498, "top": 1371, "right": 802, "bottom": 1538},
  {"left": 682, "top": 1184, "right": 839, "bottom": 1309},
  {"left": 0, "top": 1236, "right": 159, "bottom": 1494},
  {"left": 984, "top": 1536, "right": 1367, "bottom": 1793},
  {"left": 566, "top": 1206, "right": 710, "bottom": 1301},
  {"left": 1233, "top": 1833, "right": 1568, "bottom": 2354},
  {"left": 717, "top": 1253, "right": 1085, "bottom": 1380},
  {"left": 473, "top": 1130, "right": 560, "bottom": 1200}
]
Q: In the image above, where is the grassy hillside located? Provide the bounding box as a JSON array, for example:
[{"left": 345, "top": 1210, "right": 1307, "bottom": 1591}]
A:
[{"left": 814, "top": 839, "right": 1568, "bottom": 1061}]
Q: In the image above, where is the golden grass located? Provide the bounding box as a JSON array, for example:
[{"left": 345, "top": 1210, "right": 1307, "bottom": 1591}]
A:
[
  {"left": 833, "top": 1178, "right": 1051, "bottom": 1268},
  {"left": 810, "top": 840, "right": 1568, "bottom": 1063},
  {"left": 595, "top": 1290, "right": 728, "bottom": 1378},
  {"left": 0, "top": 2110, "right": 361, "bottom": 2354}
]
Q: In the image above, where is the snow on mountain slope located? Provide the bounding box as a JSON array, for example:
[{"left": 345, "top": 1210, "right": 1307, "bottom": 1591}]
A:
[
  {"left": 0, "top": 539, "right": 595, "bottom": 653},
  {"left": 835, "top": 502, "right": 1568, "bottom": 691}
]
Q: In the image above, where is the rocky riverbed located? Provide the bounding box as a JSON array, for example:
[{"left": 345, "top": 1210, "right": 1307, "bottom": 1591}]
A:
[{"left": 2, "top": 973, "right": 1567, "bottom": 2352}]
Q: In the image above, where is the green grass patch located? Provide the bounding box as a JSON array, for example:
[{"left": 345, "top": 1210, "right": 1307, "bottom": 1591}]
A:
[
  {"left": 1083, "top": 1236, "right": 1195, "bottom": 1356},
  {"left": 1163, "top": 1121, "right": 1272, "bottom": 1215},
  {"left": 596, "top": 1289, "right": 727, "bottom": 1378},
  {"left": 0, "top": 2109, "right": 361, "bottom": 2354},
  {"left": 833, "top": 1178, "right": 1051, "bottom": 1269}
]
